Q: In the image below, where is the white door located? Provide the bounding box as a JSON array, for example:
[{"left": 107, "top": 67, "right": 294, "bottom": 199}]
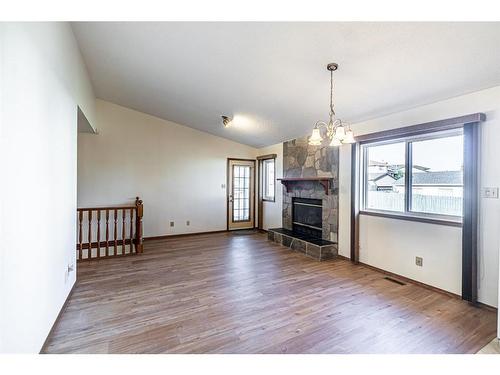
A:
[{"left": 228, "top": 159, "right": 255, "bottom": 230}]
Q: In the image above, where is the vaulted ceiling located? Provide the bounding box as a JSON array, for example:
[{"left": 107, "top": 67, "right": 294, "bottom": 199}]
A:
[{"left": 72, "top": 22, "right": 500, "bottom": 148}]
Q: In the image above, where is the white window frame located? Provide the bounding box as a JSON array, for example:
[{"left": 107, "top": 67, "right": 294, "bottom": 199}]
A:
[
  {"left": 360, "top": 128, "right": 463, "bottom": 225},
  {"left": 262, "top": 158, "right": 275, "bottom": 202}
]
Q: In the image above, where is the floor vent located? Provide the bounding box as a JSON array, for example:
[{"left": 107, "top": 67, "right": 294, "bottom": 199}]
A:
[{"left": 384, "top": 276, "right": 406, "bottom": 286}]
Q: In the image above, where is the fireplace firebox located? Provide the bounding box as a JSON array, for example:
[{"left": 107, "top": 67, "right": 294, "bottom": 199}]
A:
[{"left": 292, "top": 197, "right": 323, "bottom": 239}]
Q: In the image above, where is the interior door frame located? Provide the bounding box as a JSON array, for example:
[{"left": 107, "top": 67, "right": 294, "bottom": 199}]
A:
[{"left": 226, "top": 158, "right": 257, "bottom": 231}]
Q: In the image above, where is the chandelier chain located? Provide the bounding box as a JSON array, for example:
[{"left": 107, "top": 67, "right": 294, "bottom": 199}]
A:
[{"left": 329, "top": 69, "right": 335, "bottom": 118}]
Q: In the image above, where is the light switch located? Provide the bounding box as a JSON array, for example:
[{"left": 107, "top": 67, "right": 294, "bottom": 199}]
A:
[{"left": 483, "top": 187, "right": 499, "bottom": 199}]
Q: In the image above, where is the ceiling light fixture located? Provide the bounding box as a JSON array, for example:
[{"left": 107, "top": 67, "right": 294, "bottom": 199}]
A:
[
  {"left": 308, "top": 63, "right": 355, "bottom": 146},
  {"left": 222, "top": 115, "right": 232, "bottom": 128}
]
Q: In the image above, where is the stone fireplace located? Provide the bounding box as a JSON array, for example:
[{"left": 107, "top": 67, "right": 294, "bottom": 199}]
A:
[
  {"left": 282, "top": 136, "right": 339, "bottom": 242},
  {"left": 267, "top": 136, "right": 339, "bottom": 261}
]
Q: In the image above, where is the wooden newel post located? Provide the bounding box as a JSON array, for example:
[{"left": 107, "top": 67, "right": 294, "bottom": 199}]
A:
[{"left": 135, "top": 197, "right": 144, "bottom": 253}]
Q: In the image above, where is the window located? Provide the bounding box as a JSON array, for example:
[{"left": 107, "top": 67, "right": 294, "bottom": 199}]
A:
[
  {"left": 361, "top": 130, "right": 463, "bottom": 223},
  {"left": 411, "top": 135, "right": 463, "bottom": 216},
  {"left": 263, "top": 158, "right": 275, "bottom": 201},
  {"left": 364, "top": 141, "right": 406, "bottom": 212}
]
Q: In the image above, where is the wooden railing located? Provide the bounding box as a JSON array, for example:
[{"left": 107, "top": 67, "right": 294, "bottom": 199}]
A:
[{"left": 76, "top": 197, "right": 143, "bottom": 261}]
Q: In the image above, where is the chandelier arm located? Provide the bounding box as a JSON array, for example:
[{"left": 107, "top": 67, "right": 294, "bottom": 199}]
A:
[
  {"left": 314, "top": 121, "right": 329, "bottom": 129},
  {"left": 333, "top": 119, "right": 342, "bottom": 128}
]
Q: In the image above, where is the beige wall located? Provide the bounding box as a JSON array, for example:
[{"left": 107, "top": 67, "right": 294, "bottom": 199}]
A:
[
  {"left": 0, "top": 23, "right": 95, "bottom": 353},
  {"left": 339, "top": 85, "right": 500, "bottom": 307},
  {"left": 78, "top": 100, "right": 258, "bottom": 237}
]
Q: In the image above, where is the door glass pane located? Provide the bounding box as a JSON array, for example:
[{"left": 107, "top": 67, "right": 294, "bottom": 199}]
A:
[
  {"left": 365, "top": 141, "right": 406, "bottom": 212},
  {"left": 233, "top": 165, "right": 250, "bottom": 221},
  {"left": 411, "top": 134, "right": 463, "bottom": 216}
]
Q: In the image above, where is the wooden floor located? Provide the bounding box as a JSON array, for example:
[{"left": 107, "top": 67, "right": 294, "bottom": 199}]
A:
[{"left": 43, "top": 231, "right": 497, "bottom": 354}]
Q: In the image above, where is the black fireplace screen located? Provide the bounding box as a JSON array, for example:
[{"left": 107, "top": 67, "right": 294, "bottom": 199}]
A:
[{"left": 292, "top": 197, "right": 322, "bottom": 238}]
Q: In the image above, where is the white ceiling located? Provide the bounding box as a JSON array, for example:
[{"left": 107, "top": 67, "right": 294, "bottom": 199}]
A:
[{"left": 72, "top": 22, "right": 500, "bottom": 148}]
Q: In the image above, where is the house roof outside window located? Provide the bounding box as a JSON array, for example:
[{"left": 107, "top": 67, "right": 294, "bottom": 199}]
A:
[
  {"left": 368, "top": 160, "right": 463, "bottom": 189},
  {"left": 394, "top": 170, "right": 463, "bottom": 186}
]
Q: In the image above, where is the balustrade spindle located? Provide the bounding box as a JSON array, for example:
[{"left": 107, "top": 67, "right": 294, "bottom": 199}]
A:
[
  {"left": 114, "top": 208, "right": 118, "bottom": 256},
  {"left": 122, "top": 209, "right": 126, "bottom": 255},
  {"left": 129, "top": 208, "right": 134, "bottom": 254},
  {"left": 78, "top": 210, "right": 83, "bottom": 260},
  {"left": 88, "top": 210, "right": 92, "bottom": 260},
  {"left": 105, "top": 209, "right": 110, "bottom": 257},
  {"left": 96, "top": 209, "right": 101, "bottom": 258}
]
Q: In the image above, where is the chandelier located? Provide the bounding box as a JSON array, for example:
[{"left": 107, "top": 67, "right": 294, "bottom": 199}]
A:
[{"left": 308, "top": 63, "right": 355, "bottom": 146}]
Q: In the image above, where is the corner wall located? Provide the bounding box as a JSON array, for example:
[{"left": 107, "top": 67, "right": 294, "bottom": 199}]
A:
[
  {"left": 0, "top": 23, "right": 95, "bottom": 353},
  {"left": 339, "top": 86, "right": 500, "bottom": 307}
]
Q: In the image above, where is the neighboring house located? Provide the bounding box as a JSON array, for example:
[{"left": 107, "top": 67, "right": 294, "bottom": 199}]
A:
[
  {"left": 395, "top": 170, "right": 463, "bottom": 197},
  {"left": 368, "top": 160, "right": 463, "bottom": 197},
  {"left": 369, "top": 174, "right": 400, "bottom": 191}
]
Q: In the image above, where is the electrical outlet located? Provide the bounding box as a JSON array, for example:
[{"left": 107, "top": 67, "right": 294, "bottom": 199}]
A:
[
  {"left": 483, "top": 187, "right": 499, "bottom": 198},
  {"left": 65, "top": 264, "right": 74, "bottom": 284},
  {"left": 170, "top": 221, "right": 174, "bottom": 227},
  {"left": 221, "top": 184, "right": 226, "bottom": 189},
  {"left": 415, "top": 256, "right": 423, "bottom": 267},
  {"left": 186, "top": 220, "right": 190, "bottom": 226}
]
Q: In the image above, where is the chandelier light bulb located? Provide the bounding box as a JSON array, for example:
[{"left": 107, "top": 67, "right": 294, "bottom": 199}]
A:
[
  {"left": 343, "top": 129, "right": 356, "bottom": 144},
  {"left": 335, "top": 125, "right": 346, "bottom": 140},
  {"left": 308, "top": 128, "right": 323, "bottom": 145},
  {"left": 329, "top": 137, "right": 342, "bottom": 147}
]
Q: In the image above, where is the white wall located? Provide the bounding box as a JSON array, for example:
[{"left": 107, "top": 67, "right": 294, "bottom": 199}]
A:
[
  {"left": 339, "top": 85, "right": 500, "bottom": 307},
  {"left": 78, "top": 100, "right": 257, "bottom": 237},
  {"left": 359, "top": 216, "right": 463, "bottom": 295},
  {"left": 257, "top": 143, "right": 283, "bottom": 230},
  {"left": 0, "top": 23, "right": 95, "bottom": 353}
]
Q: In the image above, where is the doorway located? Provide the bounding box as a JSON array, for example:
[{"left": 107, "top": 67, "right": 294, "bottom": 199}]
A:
[{"left": 227, "top": 158, "right": 255, "bottom": 230}]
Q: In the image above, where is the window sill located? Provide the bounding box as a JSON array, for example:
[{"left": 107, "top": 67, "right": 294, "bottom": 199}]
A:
[
  {"left": 263, "top": 198, "right": 275, "bottom": 203},
  {"left": 359, "top": 210, "right": 462, "bottom": 227}
]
